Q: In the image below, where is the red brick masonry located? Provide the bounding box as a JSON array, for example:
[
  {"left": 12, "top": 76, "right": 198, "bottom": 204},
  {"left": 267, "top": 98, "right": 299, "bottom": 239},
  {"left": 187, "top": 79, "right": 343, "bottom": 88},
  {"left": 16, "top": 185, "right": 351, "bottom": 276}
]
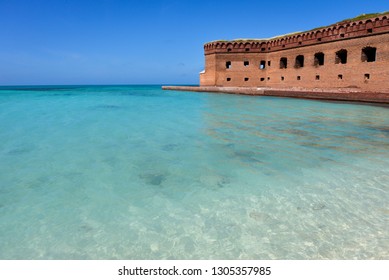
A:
[
  {"left": 162, "top": 86, "right": 389, "bottom": 104},
  {"left": 199, "top": 13, "right": 389, "bottom": 92},
  {"left": 164, "top": 13, "right": 389, "bottom": 103}
]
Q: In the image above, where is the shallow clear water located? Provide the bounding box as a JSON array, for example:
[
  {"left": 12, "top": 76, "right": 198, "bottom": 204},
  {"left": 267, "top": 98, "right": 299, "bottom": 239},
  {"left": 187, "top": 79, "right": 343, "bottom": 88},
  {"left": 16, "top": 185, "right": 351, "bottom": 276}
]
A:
[{"left": 0, "top": 85, "right": 388, "bottom": 259}]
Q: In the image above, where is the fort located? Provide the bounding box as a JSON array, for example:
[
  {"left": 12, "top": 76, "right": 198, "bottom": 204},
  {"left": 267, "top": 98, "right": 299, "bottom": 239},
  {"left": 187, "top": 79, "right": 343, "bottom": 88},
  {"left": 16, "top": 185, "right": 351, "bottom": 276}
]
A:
[{"left": 164, "top": 12, "right": 389, "bottom": 103}]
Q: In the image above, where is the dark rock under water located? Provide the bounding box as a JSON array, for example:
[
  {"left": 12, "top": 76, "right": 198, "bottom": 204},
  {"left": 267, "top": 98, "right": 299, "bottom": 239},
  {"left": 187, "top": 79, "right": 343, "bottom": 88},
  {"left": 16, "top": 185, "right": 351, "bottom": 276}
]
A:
[{"left": 140, "top": 173, "right": 167, "bottom": 186}]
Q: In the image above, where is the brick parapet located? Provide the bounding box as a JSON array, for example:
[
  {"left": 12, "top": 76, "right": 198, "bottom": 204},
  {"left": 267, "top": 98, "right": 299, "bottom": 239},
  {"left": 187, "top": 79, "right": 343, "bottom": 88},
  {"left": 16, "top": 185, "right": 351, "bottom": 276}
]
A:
[{"left": 204, "top": 13, "right": 389, "bottom": 55}]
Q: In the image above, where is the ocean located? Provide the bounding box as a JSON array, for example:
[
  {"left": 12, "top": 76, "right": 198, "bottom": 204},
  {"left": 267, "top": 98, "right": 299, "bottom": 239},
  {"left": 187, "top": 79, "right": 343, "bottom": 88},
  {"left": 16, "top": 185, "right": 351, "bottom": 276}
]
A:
[{"left": 0, "top": 85, "right": 388, "bottom": 259}]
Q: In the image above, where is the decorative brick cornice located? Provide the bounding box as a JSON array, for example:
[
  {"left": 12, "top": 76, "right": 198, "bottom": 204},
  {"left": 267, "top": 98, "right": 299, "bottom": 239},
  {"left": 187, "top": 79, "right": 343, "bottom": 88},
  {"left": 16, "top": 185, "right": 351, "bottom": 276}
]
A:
[{"left": 204, "top": 13, "right": 389, "bottom": 55}]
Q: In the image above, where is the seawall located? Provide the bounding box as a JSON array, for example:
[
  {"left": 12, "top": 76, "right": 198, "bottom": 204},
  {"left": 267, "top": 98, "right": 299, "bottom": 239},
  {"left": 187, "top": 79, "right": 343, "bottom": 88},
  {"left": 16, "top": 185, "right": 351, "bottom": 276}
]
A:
[{"left": 162, "top": 86, "right": 389, "bottom": 104}]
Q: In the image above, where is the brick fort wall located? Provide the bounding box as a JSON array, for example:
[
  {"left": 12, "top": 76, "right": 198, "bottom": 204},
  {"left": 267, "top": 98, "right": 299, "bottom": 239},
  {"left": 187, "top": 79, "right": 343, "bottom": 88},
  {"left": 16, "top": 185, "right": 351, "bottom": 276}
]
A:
[{"left": 200, "top": 13, "right": 389, "bottom": 92}]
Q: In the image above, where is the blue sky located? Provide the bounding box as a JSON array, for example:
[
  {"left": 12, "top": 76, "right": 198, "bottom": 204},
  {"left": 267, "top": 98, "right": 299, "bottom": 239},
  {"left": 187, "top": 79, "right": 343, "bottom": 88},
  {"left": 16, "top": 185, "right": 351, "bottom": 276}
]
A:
[{"left": 0, "top": 0, "right": 388, "bottom": 85}]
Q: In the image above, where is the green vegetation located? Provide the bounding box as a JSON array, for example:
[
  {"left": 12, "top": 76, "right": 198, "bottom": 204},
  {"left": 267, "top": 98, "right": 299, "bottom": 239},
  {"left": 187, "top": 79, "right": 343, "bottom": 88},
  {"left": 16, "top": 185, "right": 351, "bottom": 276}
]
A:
[
  {"left": 309, "top": 11, "right": 389, "bottom": 31},
  {"left": 207, "top": 11, "right": 388, "bottom": 44},
  {"left": 207, "top": 38, "right": 265, "bottom": 44},
  {"left": 339, "top": 11, "right": 389, "bottom": 23}
]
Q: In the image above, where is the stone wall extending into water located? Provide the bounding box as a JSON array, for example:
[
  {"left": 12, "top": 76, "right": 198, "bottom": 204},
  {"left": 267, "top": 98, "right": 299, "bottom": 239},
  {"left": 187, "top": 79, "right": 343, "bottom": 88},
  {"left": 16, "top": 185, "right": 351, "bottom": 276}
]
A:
[{"left": 162, "top": 86, "right": 389, "bottom": 104}]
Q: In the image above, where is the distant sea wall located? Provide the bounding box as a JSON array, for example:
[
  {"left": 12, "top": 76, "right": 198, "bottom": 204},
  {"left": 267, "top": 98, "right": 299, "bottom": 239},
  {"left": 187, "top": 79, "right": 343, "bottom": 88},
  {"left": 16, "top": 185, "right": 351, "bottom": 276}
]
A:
[{"left": 162, "top": 86, "right": 389, "bottom": 104}]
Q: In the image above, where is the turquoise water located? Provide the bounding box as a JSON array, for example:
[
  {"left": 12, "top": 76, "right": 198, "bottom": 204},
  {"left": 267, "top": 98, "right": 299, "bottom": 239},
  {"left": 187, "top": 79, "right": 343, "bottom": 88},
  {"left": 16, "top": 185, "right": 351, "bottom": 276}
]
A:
[{"left": 0, "top": 85, "right": 388, "bottom": 259}]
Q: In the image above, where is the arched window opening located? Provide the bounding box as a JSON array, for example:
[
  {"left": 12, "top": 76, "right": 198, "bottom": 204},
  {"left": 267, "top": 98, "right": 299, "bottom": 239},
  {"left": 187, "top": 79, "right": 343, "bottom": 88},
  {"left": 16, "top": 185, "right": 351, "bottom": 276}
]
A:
[
  {"left": 338, "top": 26, "right": 345, "bottom": 38},
  {"left": 335, "top": 49, "right": 347, "bottom": 64},
  {"left": 295, "top": 55, "right": 304, "bottom": 68},
  {"left": 361, "top": 47, "right": 376, "bottom": 62},
  {"left": 366, "top": 20, "right": 373, "bottom": 33},
  {"left": 280, "top": 57, "right": 288, "bottom": 69},
  {"left": 314, "top": 52, "right": 325, "bottom": 66},
  {"left": 226, "top": 61, "right": 231, "bottom": 69},
  {"left": 260, "top": 60, "right": 266, "bottom": 69}
]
